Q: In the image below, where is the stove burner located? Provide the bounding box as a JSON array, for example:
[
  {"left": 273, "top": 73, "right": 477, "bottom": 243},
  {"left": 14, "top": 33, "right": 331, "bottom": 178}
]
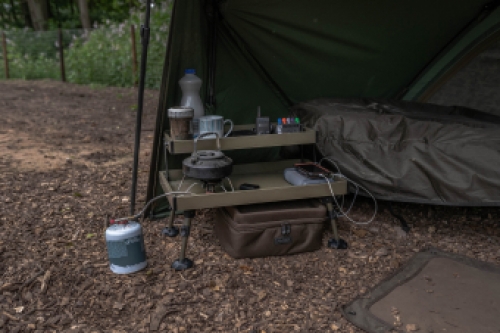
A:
[
  {"left": 182, "top": 132, "right": 233, "bottom": 184},
  {"left": 203, "top": 181, "right": 220, "bottom": 193}
]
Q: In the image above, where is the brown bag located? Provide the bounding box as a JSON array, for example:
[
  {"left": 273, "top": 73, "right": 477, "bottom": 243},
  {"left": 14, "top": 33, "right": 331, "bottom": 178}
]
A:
[{"left": 215, "top": 199, "right": 327, "bottom": 259}]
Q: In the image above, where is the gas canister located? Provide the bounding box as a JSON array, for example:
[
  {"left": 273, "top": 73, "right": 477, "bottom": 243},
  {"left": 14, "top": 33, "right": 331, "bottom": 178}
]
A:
[{"left": 106, "top": 220, "right": 147, "bottom": 274}]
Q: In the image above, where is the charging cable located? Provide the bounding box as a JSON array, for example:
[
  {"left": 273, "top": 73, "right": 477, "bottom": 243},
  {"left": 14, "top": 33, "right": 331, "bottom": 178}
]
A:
[
  {"left": 320, "top": 174, "right": 377, "bottom": 225},
  {"left": 319, "top": 157, "right": 357, "bottom": 216},
  {"left": 319, "top": 157, "right": 347, "bottom": 214},
  {"left": 317, "top": 157, "right": 378, "bottom": 225}
]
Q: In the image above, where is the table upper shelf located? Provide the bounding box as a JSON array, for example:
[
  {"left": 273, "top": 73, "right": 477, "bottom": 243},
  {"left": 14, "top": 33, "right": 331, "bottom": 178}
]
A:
[{"left": 164, "top": 124, "right": 316, "bottom": 155}]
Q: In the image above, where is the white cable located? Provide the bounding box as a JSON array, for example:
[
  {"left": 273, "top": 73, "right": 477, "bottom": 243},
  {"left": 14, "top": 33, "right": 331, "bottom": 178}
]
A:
[
  {"left": 343, "top": 184, "right": 359, "bottom": 216},
  {"left": 319, "top": 157, "right": 342, "bottom": 175},
  {"left": 320, "top": 174, "right": 377, "bottom": 226},
  {"left": 319, "top": 156, "right": 360, "bottom": 216},
  {"left": 177, "top": 176, "right": 200, "bottom": 194},
  {"left": 115, "top": 190, "right": 194, "bottom": 222},
  {"left": 177, "top": 175, "right": 186, "bottom": 190},
  {"left": 319, "top": 156, "right": 345, "bottom": 211},
  {"left": 185, "top": 182, "right": 199, "bottom": 193},
  {"left": 225, "top": 177, "right": 235, "bottom": 192}
]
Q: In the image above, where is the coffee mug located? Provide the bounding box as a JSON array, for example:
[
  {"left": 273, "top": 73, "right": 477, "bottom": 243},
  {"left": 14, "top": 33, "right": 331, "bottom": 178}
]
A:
[{"left": 198, "top": 115, "right": 233, "bottom": 139}]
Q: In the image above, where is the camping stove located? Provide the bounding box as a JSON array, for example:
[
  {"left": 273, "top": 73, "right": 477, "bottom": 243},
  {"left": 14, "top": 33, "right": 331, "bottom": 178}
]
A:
[
  {"left": 201, "top": 181, "right": 221, "bottom": 193},
  {"left": 182, "top": 132, "right": 233, "bottom": 192}
]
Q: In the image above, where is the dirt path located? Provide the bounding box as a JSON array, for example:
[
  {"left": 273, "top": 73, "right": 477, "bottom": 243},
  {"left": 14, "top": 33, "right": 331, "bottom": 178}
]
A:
[{"left": 0, "top": 80, "right": 499, "bottom": 333}]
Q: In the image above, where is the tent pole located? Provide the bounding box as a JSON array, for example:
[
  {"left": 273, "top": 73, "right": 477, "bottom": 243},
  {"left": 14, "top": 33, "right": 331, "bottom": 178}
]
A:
[
  {"left": 130, "top": 0, "right": 152, "bottom": 215},
  {"left": 206, "top": 0, "right": 218, "bottom": 111}
]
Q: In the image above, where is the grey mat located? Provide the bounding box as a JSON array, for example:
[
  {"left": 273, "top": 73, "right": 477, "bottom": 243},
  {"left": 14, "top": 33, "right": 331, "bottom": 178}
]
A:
[{"left": 343, "top": 249, "right": 500, "bottom": 333}]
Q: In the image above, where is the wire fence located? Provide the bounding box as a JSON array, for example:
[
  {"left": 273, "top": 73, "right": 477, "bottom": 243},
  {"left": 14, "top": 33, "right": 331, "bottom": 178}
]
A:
[{"left": 0, "top": 26, "right": 166, "bottom": 89}]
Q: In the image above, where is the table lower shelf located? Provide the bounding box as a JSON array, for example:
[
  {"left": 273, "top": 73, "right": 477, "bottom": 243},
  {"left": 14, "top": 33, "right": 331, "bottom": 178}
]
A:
[{"left": 159, "top": 159, "right": 347, "bottom": 211}]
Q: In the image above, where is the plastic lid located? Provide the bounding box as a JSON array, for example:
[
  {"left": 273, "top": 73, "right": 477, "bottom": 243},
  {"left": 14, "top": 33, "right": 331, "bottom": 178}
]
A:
[
  {"left": 185, "top": 68, "right": 196, "bottom": 74},
  {"left": 168, "top": 106, "right": 194, "bottom": 118}
]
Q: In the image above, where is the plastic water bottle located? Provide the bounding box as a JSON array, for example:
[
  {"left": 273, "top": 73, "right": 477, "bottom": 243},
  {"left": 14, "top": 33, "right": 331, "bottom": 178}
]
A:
[{"left": 179, "top": 68, "right": 204, "bottom": 119}]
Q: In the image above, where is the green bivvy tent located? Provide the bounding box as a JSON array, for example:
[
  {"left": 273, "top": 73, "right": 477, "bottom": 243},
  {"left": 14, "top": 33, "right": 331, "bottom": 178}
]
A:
[{"left": 146, "top": 0, "right": 500, "bottom": 216}]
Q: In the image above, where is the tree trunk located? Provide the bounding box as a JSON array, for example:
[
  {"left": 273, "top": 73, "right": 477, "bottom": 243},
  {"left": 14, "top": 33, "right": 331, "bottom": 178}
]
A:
[
  {"left": 77, "top": 0, "right": 91, "bottom": 30},
  {"left": 21, "top": 0, "right": 34, "bottom": 29},
  {"left": 26, "top": 0, "right": 49, "bottom": 30},
  {"left": 10, "top": 0, "right": 22, "bottom": 26}
]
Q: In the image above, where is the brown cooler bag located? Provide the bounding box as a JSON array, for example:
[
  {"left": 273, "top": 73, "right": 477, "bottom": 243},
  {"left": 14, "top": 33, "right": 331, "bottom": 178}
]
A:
[{"left": 215, "top": 199, "right": 327, "bottom": 259}]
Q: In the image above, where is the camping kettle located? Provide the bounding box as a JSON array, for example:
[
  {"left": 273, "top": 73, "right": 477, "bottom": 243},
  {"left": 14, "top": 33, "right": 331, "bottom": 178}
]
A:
[{"left": 182, "top": 132, "right": 233, "bottom": 183}]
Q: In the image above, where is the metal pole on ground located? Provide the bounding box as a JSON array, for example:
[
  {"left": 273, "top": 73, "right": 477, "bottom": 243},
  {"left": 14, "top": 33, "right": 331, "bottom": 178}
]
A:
[
  {"left": 130, "top": 25, "right": 138, "bottom": 87},
  {"left": 58, "top": 29, "right": 66, "bottom": 82},
  {"left": 2, "top": 32, "right": 9, "bottom": 79},
  {"left": 130, "top": 0, "right": 152, "bottom": 215}
]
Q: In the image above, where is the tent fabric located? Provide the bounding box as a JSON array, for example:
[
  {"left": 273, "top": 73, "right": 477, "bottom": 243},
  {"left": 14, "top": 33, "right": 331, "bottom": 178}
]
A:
[
  {"left": 146, "top": 0, "right": 210, "bottom": 215},
  {"left": 292, "top": 99, "right": 500, "bottom": 206},
  {"left": 216, "top": 0, "right": 493, "bottom": 114},
  {"left": 147, "top": 0, "right": 500, "bottom": 214},
  {"left": 403, "top": 7, "right": 500, "bottom": 102},
  {"left": 426, "top": 39, "right": 500, "bottom": 116}
]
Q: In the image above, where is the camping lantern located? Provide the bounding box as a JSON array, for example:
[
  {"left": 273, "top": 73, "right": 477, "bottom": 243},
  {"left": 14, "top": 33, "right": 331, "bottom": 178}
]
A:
[{"left": 106, "top": 219, "right": 147, "bottom": 274}]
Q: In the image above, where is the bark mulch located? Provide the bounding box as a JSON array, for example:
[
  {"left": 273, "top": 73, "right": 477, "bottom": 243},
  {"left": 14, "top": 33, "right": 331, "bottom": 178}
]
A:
[{"left": 0, "top": 80, "right": 499, "bottom": 333}]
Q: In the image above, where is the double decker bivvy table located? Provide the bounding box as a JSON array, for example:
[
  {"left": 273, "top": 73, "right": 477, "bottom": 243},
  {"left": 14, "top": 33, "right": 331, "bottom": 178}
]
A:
[{"left": 159, "top": 125, "right": 348, "bottom": 270}]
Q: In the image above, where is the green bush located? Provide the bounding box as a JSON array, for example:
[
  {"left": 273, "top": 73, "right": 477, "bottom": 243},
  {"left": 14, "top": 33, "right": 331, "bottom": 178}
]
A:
[
  {"left": 66, "top": 3, "right": 172, "bottom": 88},
  {"left": 0, "top": 1, "right": 172, "bottom": 88},
  {"left": 65, "top": 28, "right": 133, "bottom": 86},
  {"left": 0, "top": 30, "right": 62, "bottom": 80}
]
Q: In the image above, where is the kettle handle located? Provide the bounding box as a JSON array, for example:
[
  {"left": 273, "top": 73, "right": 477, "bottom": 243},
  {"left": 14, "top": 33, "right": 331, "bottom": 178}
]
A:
[{"left": 193, "top": 132, "right": 221, "bottom": 154}]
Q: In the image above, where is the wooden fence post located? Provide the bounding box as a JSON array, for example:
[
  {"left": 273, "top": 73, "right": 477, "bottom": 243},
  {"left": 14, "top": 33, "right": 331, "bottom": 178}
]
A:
[
  {"left": 58, "top": 28, "right": 66, "bottom": 82},
  {"left": 2, "top": 32, "right": 9, "bottom": 79},
  {"left": 130, "top": 24, "right": 138, "bottom": 86}
]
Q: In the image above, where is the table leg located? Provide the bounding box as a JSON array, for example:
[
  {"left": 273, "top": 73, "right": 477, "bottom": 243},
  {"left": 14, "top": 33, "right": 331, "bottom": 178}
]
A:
[
  {"left": 171, "top": 210, "right": 195, "bottom": 270},
  {"left": 162, "top": 207, "right": 179, "bottom": 237},
  {"left": 323, "top": 198, "right": 348, "bottom": 250}
]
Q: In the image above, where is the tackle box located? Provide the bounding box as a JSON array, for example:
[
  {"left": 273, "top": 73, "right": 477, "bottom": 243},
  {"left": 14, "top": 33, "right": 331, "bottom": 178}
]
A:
[{"left": 215, "top": 199, "right": 327, "bottom": 259}]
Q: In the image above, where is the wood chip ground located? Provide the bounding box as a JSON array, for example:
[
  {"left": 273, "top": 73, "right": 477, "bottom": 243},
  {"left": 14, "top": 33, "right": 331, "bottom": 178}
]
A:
[{"left": 1, "top": 80, "right": 499, "bottom": 332}]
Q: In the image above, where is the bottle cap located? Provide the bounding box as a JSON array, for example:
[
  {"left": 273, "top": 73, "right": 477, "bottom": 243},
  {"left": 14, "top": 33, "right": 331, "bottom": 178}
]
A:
[{"left": 185, "top": 68, "right": 196, "bottom": 74}]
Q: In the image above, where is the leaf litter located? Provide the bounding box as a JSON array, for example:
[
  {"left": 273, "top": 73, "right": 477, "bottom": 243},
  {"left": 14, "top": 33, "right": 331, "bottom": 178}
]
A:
[{"left": 0, "top": 80, "right": 499, "bottom": 332}]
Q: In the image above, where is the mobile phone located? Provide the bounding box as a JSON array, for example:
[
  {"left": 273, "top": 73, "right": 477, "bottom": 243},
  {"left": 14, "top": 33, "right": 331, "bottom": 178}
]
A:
[{"left": 294, "top": 163, "right": 331, "bottom": 179}]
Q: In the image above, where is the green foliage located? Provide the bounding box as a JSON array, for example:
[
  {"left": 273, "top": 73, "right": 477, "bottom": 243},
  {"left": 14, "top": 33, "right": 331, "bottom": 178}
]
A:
[
  {"left": 0, "top": 30, "right": 59, "bottom": 80},
  {"left": 1, "top": 1, "right": 171, "bottom": 89},
  {"left": 2, "top": 51, "right": 60, "bottom": 80},
  {"left": 0, "top": 0, "right": 142, "bottom": 30},
  {"left": 3, "top": 29, "right": 77, "bottom": 59},
  {"left": 64, "top": 27, "right": 133, "bottom": 87},
  {"left": 0, "top": 0, "right": 27, "bottom": 29},
  {"left": 63, "top": 1, "right": 171, "bottom": 88},
  {"left": 88, "top": 0, "right": 141, "bottom": 26}
]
